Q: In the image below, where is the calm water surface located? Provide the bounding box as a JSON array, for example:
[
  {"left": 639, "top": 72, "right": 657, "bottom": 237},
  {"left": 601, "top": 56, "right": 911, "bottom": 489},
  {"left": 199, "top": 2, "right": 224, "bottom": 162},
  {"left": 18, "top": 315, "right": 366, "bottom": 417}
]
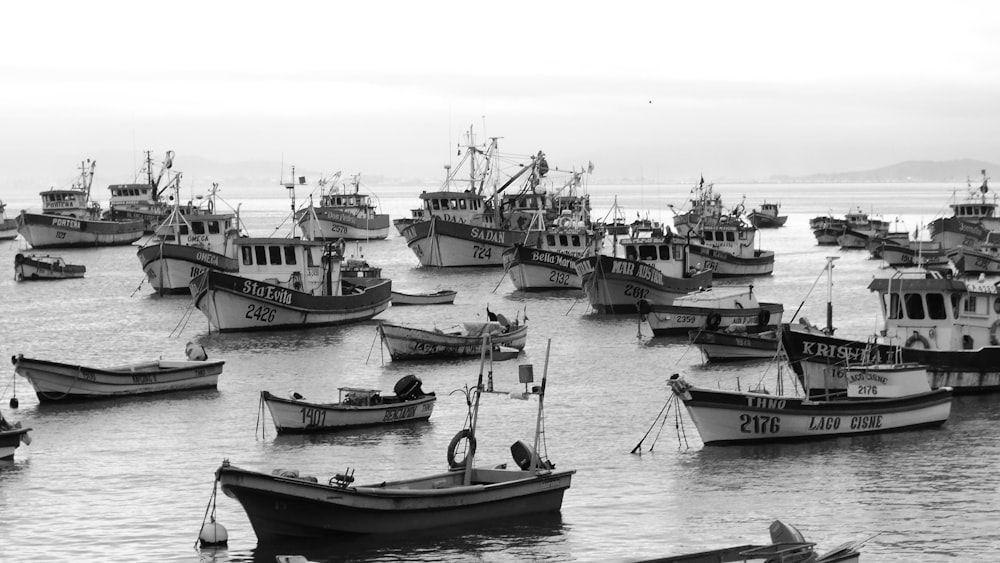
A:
[{"left": 1, "top": 182, "right": 997, "bottom": 562}]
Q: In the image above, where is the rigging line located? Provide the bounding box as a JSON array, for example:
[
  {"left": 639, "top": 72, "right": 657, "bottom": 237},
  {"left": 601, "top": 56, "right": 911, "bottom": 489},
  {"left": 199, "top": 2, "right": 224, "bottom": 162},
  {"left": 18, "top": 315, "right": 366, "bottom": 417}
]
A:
[
  {"left": 630, "top": 396, "right": 672, "bottom": 454},
  {"left": 788, "top": 258, "right": 834, "bottom": 325},
  {"left": 365, "top": 326, "right": 380, "bottom": 364}
]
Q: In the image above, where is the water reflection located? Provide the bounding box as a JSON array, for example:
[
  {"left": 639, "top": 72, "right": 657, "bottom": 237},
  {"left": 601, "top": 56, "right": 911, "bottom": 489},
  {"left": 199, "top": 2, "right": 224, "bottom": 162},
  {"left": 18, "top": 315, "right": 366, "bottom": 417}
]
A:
[{"left": 266, "top": 420, "right": 434, "bottom": 451}]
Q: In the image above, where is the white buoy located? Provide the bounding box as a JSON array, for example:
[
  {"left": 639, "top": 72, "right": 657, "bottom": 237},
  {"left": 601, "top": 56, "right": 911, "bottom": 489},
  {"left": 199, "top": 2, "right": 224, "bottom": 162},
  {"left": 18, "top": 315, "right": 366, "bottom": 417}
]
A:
[{"left": 199, "top": 520, "right": 228, "bottom": 547}]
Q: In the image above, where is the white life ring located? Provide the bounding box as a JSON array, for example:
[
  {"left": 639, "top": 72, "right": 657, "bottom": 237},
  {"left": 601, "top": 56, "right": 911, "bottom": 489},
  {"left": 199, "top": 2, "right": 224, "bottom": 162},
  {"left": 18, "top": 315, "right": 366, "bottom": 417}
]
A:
[
  {"left": 557, "top": 217, "right": 572, "bottom": 229},
  {"left": 904, "top": 331, "right": 931, "bottom": 349}
]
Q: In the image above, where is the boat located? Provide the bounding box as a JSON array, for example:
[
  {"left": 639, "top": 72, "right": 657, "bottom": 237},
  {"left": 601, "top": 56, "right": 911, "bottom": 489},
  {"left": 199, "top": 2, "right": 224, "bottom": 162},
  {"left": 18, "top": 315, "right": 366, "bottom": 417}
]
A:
[
  {"left": 0, "top": 200, "right": 17, "bottom": 240},
  {"left": 811, "top": 216, "right": 846, "bottom": 245},
  {"left": 928, "top": 170, "right": 999, "bottom": 250},
  {"left": 401, "top": 127, "right": 592, "bottom": 267},
  {"left": 638, "top": 520, "right": 863, "bottom": 563},
  {"left": 260, "top": 375, "right": 436, "bottom": 433},
  {"left": 746, "top": 201, "right": 787, "bottom": 228},
  {"left": 15, "top": 159, "right": 146, "bottom": 248},
  {"left": 14, "top": 253, "right": 86, "bottom": 281},
  {"left": 671, "top": 177, "right": 725, "bottom": 236},
  {"left": 0, "top": 410, "right": 32, "bottom": 461},
  {"left": 296, "top": 172, "right": 390, "bottom": 241},
  {"left": 686, "top": 216, "right": 775, "bottom": 277},
  {"left": 667, "top": 359, "right": 953, "bottom": 445},
  {"left": 598, "top": 195, "right": 630, "bottom": 236},
  {"left": 946, "top": 241, "right": 1000, "bottom": 275},
  {"left": 189, "top": 237, "right": 391, "bottom": 332},
  {"left": 136, "top": 184, "right": 244, "bottom": 294},
  {"left": 11, "top": 343, "right": 225, "bottom": 402},
  {"left": 690, "top": 325, "right": 780, "bottom": 362},
  {"left": 105, "top": 150, "right": 187, "bottom": 233},
  {"left": 641, "top": 285, "right": 784, "bottom": 336},
  {"left": 390, "top": 289, "right": 457, "bottom": 305},
  {"left": 575, "top": 221, "right": 713, "bottom": 314},
  {"left": 215, "top": 339, "right": 574, "bottom": 540},
  {"left": 378, "top": 312, "right": 527, "bottom": 360},
  {"left": 782, "top": 258, "right": 1000, "bottom": 397}
]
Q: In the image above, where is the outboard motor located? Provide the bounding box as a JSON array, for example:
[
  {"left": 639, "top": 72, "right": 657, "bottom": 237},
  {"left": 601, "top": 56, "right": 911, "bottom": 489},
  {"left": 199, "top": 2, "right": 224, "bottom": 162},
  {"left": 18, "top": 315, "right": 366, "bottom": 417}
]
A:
[{"left": 393, "top": 375, "right": 424, "bottom": 400}]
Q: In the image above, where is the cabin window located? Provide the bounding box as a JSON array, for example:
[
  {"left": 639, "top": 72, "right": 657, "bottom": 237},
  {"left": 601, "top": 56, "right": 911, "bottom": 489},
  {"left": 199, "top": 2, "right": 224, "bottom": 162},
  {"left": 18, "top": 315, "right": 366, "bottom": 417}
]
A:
[
  {"left": 306, "top": 248, "right": 316, "bottom": 267},
  {"left": 559, "top": 235, "right": 568, "bottom": 246},
  {"left": 571, "top": 235, "right": 581, "bottom": 246},
  {"left": 904, "top": 293, "right": 925, "bottom": 319},
  {"left": 242, "top": 246, "right": 254, "bottom": 265},
  {"left": 963, "top": 296, "right": 978, "bottom": 315},
  {"left": 449, "top": 199, "right": 457, "bottom": 209},
  {"left": 626, "top": 246, "right": 638, "bottom": 260},
  {"left": 179, "top": 224, "right": 189, "bottom": 235},
  {"left": 440, "top": 199, "right": 449, "bottom": 210},
  {"left": 192, "top": 222, "right": 206, "bottom": 235},
  {"left": 887, "top": 294, "right": 902, "bottom": 319},
  {"left": 952, "top": 294, "right": 963, "bottom": 318},
  {"left": 659, "top": 245, "right": 671, "bottom": 260},
  {"left": 726, "top": 232, "right": 735, "bottom": 242},
  {"left": 284, "top": 246, "right": 296, "bottom": 265},
  {"left": 208, "top": 221, "right": 220, "bottom": 234},
  {"left": 255, "top": 245, "right": 267, "bottom": 265},
  {"left": 432, "top": 200, "right": 440, "bottom": 210},
  {"left": 268, "top": 246, "right": 282, "bottom": 265},
  {"left": 926, "top": 293, "right": 947, "bottom": 320},
  {"left": 546, "top": 234, "right": 556, "bottom": 246},
  {"left": 639, "top": 245, "right": 657, "bottom": 261},
  {"left": 459, "top": 199, "right": 467, "bottom": 210},
  {"left": 738, "top": 231, "right": 747, "bottom": 240}
]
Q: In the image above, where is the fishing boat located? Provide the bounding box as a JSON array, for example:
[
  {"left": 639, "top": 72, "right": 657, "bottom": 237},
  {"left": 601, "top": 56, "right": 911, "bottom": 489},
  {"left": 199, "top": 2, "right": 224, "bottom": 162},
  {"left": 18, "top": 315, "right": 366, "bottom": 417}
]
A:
[
  {"left": 667, "top": 361, "right": 953, "bottom": 445},
  {"left": 215, "top": 339, "right": 574, "bottom": 540},
  {"left": 390, "top": 289, "right": 457, "bottom": 305},
  {"left": 671, "top": 176, "right": 725, "bottom": 236},
  {"left": 378, "top": 312, "right": 527, "bottom": 360},
  {"left": 783, "top": 258, "right": 1000, "bottom": 397},
  {"left": 136, "top": 184, "right": 244, "bottom": 294},
  {"left": 811, "top": 216, "right": 846, "bottom": 245},
  {"left": 0, "top": 410, "right": 32, "bottom": 461},
  {"left": 598, "top": 195, "right": 630, "bottom": 236},
  {"left": 401, "top": 127, "right": 592, "bottom": 267},
  {"left": 575, "top": 221, "right": 713, "bottom": 313},
  {"left": 642, "top": 285, "right": 784, "bottom": 336},
  {"left": 260, "top": 375, "right": 436, "bottom": 433},
  {"left": 105, "top": 150, "right": 186, "bottom": 233},
  {"left": 11, "top": 343, "right": 224, "bottom": 402},
  {"left": 189, "top": 237, "right": 391, "bottom": 332},
  {"left": 0, "top": 200, "right": 17, "bottom": 240},
  {"left": 746, "top": 201, "right": 787, "bottom": 228},
  {"left": 927, "top": 170, "right": 998, "bottom": 250},
  {"left": 689, "top": 325, "right": 780, "bottom": 362},
  {"left": 296, "top": 172, "right": 390, "bottom": 241},
  {"left": 14, "top": 253, "right": 86, "bottom": 281},
  {"left": 639, "top": 520, "right": 863, "bottom": 563},
  {"left": 15, "top": 159, "right": 145, "bottom": 248}
]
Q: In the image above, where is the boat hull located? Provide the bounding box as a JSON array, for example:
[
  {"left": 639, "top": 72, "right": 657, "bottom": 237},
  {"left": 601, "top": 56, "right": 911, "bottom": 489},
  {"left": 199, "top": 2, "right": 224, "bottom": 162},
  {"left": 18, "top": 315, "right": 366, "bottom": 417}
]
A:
[
  {"left": 0, "top": 218, "right": 17, "bottom": 240},
  {"left": 16, "top": 212, "right": 144, "bottom": 248},
  {"left": 216, "top": 463, "right": 574, "bottom": 540},
  {"left": 812, "top": 227, "right": 841, "bottom": 245},
  {"left": 928, "top": 216, "right": 990, "bottom": 249},
  {"left": 298, "top": 210, "right": 390, "bottom": 241},
  {"left": 946, "top": 245, "right": 1000, "bottom": 275},
  {"left": 390, "top": 290, "right": 457, "bottom": 305},
  {"left": 690, "top": 329, "right": 779, "bottom": 361},
  {"left": 674, "top": 383, "right": 952, "bottom": 445},
  {"left": 14, "top": 253, "right": 86, "bottom": 281},
  {"left": 261, "top": 391, "right": 436, "bottom": 433},
  {"left": 781, "top": 325, "right": 1000, "bottom": 396},
  {"left": 379, "top": 322, "right": 528, "bottom": 360},
  {"left": 687, "top": 246, "right": 775, "bottom": 277},
  {"left": 747, "top": 212, "right": 787, "bottom": 228},
  {"left": 646, "top": 303, "right": 784, "bottom": 336},
  {"left": 503, "top": 245, "right": 582, "bottom": 290},
  {"left": 0, "top": 427, "right": 31, "bottom": 461},
  {"left": 12, "top": 355, "right": 225, "bottom": 402},
  {"left": 401, "top": 217, "right": 541, "bottom": 267},
  {"left": 137, "top": 243, "right": 240, "bottom": 294},
  {"left": 190, "top": 270, "right": 391, "bottom": 332},
  {"left": 575, "top": 255, "right": 713, "bottom": 314}
]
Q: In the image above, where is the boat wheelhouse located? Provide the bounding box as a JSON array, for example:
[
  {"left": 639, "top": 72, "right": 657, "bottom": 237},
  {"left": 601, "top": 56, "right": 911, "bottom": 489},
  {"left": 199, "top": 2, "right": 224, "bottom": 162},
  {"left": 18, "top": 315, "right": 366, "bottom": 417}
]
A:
[
  {"left": 928, "top": 171, "right": 999, "bottom": 249},
  {"left": 746, "top": 201, "right": 787, "bottom": 228},
  {"left": 106, "top": 150, "right": 183, "bottom": 233}
]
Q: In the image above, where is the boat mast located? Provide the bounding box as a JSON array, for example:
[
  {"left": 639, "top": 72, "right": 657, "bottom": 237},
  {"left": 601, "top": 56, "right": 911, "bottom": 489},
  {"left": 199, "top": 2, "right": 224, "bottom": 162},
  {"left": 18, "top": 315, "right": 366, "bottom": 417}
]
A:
[
  {"left": 532, "top": 339, "right": 552, "bottom": 472},
  {"left": 463, "top": 335, "right": 488, "bottom": 485},
  {"left": 825, "top": 256, "right": 839, "bottom": 335},
  {"left": 283, "top": 166, "right": 299, "bottom": 238}
]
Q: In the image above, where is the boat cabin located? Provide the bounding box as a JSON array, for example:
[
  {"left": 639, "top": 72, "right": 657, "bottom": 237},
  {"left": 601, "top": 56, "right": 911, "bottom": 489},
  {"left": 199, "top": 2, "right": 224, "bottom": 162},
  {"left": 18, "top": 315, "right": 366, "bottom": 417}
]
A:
[
  {"left": 40, "top": 189, "right": 91, "bottom": 217},
  {"left": 419, "top": 190, "right": 485, "bottom": 224},
  {"left": 868, "top": 271, "right": 1000, "bottom": 350},
  {"left": 108, "top": 183, "right": 157, "bottom": 206},
  {"left": 758, "top": 202, "right": 780, "bottom": 216},
  {"left": 235, "top": 237, "right": 346, "bottom": 296},
  {"left": 695, "top": 219, "right": 758, "bottom": 258},
  {"left": 950, "top": 201, "right": 997, "bottom": 220},
  {"left": 153, "top": 213, "right": 240, "bottom": 253}
]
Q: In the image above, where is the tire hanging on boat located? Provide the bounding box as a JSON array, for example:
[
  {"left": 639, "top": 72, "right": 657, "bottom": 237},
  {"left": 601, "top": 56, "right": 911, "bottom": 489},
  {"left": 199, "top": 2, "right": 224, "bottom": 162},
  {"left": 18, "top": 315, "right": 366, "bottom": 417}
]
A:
[
  {"left": 447, "top": 428, "right": 477, "bottom": 470},
  {"left": 904, "top": 331, "right": 931, "bottom": 349},
  {"left": 706, "top": 312, "right": 723, "bottom": 330}
]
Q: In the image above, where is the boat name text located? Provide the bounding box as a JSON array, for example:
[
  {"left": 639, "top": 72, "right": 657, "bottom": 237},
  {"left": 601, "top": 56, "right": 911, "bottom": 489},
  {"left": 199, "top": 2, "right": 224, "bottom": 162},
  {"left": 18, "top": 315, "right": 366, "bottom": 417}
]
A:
[
  {"left": 470, "top": 227, "right": 506, "bottom": 245},
  {"left": 52, "top": 217, "right": 81, "bottom": 230},
  {"left": 242, "top": 281, "right": 293, "bottom": 305},
  {"left": 383, "top": 405, "right": 418, "bottom": 422}
]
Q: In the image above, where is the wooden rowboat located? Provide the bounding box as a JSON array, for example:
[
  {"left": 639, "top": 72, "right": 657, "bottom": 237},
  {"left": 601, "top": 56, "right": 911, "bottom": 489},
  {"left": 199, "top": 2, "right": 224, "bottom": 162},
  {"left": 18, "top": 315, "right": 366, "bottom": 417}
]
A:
[
  {"left": 261, "top": 375, "right": 436, "bottom": 433},
  {"left": 378, "top": 319, "right": 527, "bottom": 360},
  {"left": 390, "top": 289, "right": 457, "bottom": 306},
  {"left": 14, "top": 253, "right": 86, "bottom": 281},
  {"left": 11, "top": 343, "right": 224, "bottom": 402}
]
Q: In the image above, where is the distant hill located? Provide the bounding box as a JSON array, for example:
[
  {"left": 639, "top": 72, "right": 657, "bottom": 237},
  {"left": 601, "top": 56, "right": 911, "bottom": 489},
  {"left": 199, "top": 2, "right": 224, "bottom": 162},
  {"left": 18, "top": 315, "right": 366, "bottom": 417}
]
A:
[{"left": 766, "top": 159, "right": 1000, "bottom": 183}]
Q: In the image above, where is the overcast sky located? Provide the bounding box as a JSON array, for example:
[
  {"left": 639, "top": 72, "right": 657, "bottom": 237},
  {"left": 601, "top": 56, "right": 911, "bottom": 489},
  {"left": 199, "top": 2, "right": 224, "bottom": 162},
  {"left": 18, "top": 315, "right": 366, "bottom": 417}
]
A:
[{"left": 3, "top": 1, "right": 1000, "bottom": 188}]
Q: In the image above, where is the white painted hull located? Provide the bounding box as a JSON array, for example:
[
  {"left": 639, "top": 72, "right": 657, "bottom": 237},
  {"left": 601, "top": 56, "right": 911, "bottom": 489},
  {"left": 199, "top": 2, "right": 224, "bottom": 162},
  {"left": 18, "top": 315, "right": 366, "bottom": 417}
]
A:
[
  {"left": 16, "top": 212, "right": 144, "bottom": 248},
  {"left": 262, "top": 391, "right": 436, "bottom": 433},
  {"left": 503, "top": 245, "right": 582, "bottom": 290},
  {"left": 379, "top": 322, "right": 528, "bottom": 360},
  {"left": 646, "top": 304, "right": 783, "bottom": 335},
  {"left": 299, "top": 216, "right": 390, "bottom": 241},
  {"left": 12, "top": 355, "right": 224, "bottom": 402},
  {"left": 687, "top": 246, "right": 775, "bottom": 277},
  {"left": 673, "top": 382, "right": 953, "bottom": 445}
]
